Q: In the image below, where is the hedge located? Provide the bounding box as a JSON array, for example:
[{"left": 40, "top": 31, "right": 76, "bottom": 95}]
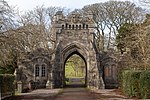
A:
[
  {"left": 121, "top": 70, "right": 150, "bottom": 99},
  {"left": 0, "top": 74, "right": 15, "bottom": 97},
  {"left": 139, "top": 71, "right": 150, "bottom": 99}
]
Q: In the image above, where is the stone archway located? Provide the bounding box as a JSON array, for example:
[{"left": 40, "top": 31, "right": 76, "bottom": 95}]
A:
[
  {"left": 63, "top": 51, "right": 87, "bottom": 87},
  {"left": 62, "top": 44, "right": 88, "bottom": 87}
]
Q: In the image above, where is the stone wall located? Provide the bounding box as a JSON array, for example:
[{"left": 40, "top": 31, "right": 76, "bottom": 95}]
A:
[
  {"left": 16, "top": 48, "right": 52, "bottom": 91},
  {"left": 100, "top": 49, "right": 120, "bottom": 88}
]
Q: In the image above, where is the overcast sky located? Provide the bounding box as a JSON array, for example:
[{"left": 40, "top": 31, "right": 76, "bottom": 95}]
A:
[{"left": 5, "top": 0, "right": 138, "bottom": 12}]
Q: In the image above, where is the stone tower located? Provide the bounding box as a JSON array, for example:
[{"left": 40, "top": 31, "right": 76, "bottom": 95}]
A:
[{"left": 48, "top": 11, "right": 105, "bottom": 89}]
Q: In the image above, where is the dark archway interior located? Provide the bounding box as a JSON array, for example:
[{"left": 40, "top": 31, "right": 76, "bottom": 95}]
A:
[{"left": 63, "top": 51, "right": 87, "bottom": 88}]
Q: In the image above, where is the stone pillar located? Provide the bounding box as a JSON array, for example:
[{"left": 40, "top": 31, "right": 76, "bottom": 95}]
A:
[
  {"left": 28, "top": 82, "right": 32, "bottom": 90},
  {"left": 46, "top": 72, "right": 54, "bottom": 89},
  {"left": 13, "top": 68, "right": 17, "bottom": 90},
  {"left": 46, "top": 80, "right": 51, "bottom": 88},
  {"left": 17, "top": 81, "right": 22, "bottom": 93},
  {"left": 98, "top": 73, "right": 105, "bottom": 89}
]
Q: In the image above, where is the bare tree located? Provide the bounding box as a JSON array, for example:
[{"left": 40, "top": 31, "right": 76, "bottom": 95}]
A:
[
  {"left": 16, "top": 6, "right": 69, "bottom": 52},
  {"left": 0, "top": 0, "right": 18, "bottom": 73},
  {"left": 66, "top": 54, "right": 86, "bottom": 77},
  {"left": 0, "top": 3, "right": 69, "bottom": 73},
  {"left": 0, "top": 0, "right": 17, "bottom": 32},
  {"left": 82, "top": 1, "right": 145, "bottom": 52},
  {"left": 82, "top": 3, "right": 107, "bottom": 51}
]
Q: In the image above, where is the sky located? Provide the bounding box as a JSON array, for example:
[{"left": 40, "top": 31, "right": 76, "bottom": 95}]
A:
[{"left": 6, "top": 0, "right": 138, "bottom": 12}]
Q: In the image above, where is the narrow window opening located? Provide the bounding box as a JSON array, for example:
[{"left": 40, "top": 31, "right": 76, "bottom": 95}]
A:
[
  {"left": 35, "top": 65, "right": 40, "bottom": 77},
  {"left": 42, "top": 65, "right": 46, "bottom": 77},
  {"left": 62, "top": 25, "right": 64, "bottom": 29},
  {"left": 69, "top": 25, "right": 71, "bottom": 29},
  {"left": 83, "top": 24, "right": 85, "bottom": 29},
  {"left": 76, "top": 25, "right": 78, "bottom": 29},
  {"left": 79, "top": 25, "right": 81, "bottom": 29},
  {"left": 86, "top": 25, "right": 88, "bottom": 29},
  {"left": 72, "top": 25, "right": 74, "bottom": 29},
  {"left": 65, "top": 23, "right": 68, "bottom": 29}
]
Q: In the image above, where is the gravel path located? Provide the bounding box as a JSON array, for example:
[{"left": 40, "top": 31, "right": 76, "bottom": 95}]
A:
[
  {"left": 9, "top": 89, "right": 61, "bottom": 100},
  {"left": 54, "top": 88, "right": 96, "bottom": 100},
  {"left": 4, "top": 87, "right": 131, "bottom": 100}
]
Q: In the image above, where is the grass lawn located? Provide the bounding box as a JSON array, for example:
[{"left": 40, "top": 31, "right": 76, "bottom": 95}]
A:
[{"left": 65, "top": 65, "right": 85, "bottom": 78}]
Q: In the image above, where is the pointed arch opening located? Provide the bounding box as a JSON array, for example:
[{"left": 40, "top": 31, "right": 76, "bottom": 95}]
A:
[{"left": 63, "top": 51, "right": 87, "bottom": 87}]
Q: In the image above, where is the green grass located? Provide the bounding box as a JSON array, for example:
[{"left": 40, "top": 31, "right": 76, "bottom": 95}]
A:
[
  {"left": 14, "top": 90, "right": 19, "bottom": 95},
  {"left": 65, "top": 54, "right": 86, "bottom": 85},
  {"left": 65, "top": 65, "right": 85, "bottom": 78}
]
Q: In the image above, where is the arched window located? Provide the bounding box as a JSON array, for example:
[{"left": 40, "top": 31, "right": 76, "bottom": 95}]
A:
[
  {"left": 42, "top": 65, "right": 46, "bottom": 77},
  {"left": 35, "top": 65, "right": 40, "bottom": 77},
  {"left": 34, "top": 63, "right": 47, "bottom": 79}
]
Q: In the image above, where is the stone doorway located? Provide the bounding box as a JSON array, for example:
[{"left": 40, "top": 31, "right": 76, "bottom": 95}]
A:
[{"left": 63, "top": 52, "right": 87, "bottom": 87}]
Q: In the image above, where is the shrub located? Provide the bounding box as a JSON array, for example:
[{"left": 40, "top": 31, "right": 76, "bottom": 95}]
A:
[
  {"left": 122, "top": 70, "right": 141, "bottom": 97},
  {"left": 0, "top": 74, "right": 15, "bottom": 97},
  {"left": 121, "top": 70, "right": 150, "bottom": 99},
  {"left": 0, "top": 65, "right": 15, "bottom": 74},
  {"left": 139, "top": 70, "right": 150, "bottom": 99}
]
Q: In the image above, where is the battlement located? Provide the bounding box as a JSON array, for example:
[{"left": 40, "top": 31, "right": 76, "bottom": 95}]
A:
[
  {"left": 53, "top": 11, "right": 95, "bottom": 30},
  {"left": 61, "top": 23, "right": 89, "bottom": 30}
]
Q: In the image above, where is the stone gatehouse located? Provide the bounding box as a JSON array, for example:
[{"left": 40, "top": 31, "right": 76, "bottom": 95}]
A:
[{"left": 16, "top": 11, "right": 118, "bottom": 91}]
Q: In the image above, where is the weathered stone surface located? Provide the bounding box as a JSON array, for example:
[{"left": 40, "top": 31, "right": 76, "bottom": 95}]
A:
[
  {"left": 50, "top": 11, "right": 106, "bottom": 89},
  {"left": 16, "top": 48, "right": 52, "bottom": 90}
]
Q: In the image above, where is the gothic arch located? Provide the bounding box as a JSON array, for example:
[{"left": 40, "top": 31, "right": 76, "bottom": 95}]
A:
[
  {"left": 61, "top": 42, "right": 89, "bottom": 63},
  {"left": 61, "top": 43, "right": 89, "bottom": 87}
]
